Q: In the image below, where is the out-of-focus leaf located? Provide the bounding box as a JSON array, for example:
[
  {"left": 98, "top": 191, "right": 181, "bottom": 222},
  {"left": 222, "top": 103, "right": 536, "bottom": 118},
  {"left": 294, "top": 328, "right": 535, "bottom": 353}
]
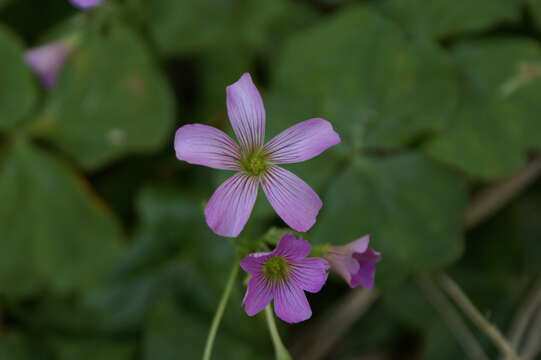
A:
[
  {"left": 312, "top": 152, "right": 467, "bottom": 285},
  {"left": 54, "top": 338, "right": 135, "bottom": 360},
  {"left": 0, "top": 26, "right": 36, "bottom": 131},
  {"left": 382, "top": 277, "right": 437, "bottom": 329},
  {"left": 421, "top": 321, "right": 466, "bottom": 360},
  {"left": 38, "top": 24, "right": 174, "bottom": 169},
  {"left": 427, "top": 39, "right": 541, "bottom": 179},
  {"left": 0, "top": 139, "right": 122, "bottom": 297},
  {"left": 0, "top": 333, "right": 52, "bottom": 360},
  {"left": 272, "top": 6, "right": 459, "bottom": 150},
  {"left": 143, "top": 298, "right": 269, "bottom": 360},
  {"left": 529, "top": 0, "right": 541, "bottom": 30},
  {"left": 375, "top": 0, "right": 521, "bottom": 39},
  {"left": 144, "top": 0, "right": 313, "bottom": 56}
]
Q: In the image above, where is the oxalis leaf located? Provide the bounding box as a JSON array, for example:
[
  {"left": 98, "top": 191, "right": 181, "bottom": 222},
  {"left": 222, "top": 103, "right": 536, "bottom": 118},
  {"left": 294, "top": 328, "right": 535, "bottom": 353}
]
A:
[
  {"left": 426, "top": 38, "right": 541, "bottom": 180},
  {"left": 0, "top": 139, "right": 123, "bottom": 297},
  {"left": 374, "top": 0, "right": 522, "bottom": 39},
  {"left": 0, "top": 25, "right": 37, "bottom": 131},
  {"left": 312, "top": 152, "right": 467, "bottom": 286},
  {"left": 271, "top": 6, "right": 459, "bottom": 150},
  {"left": 35, "top": 23, "right": 175, "bottom": 169}
]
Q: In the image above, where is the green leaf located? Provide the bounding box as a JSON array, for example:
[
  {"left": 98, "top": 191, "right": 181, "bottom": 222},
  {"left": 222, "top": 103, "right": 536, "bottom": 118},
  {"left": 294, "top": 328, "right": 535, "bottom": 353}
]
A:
[
  {"left": 143, "top": 298, "right": 269, "bottom": 360},
  {"left": 0, "top": 333, "right": 52, "bottom": 360},
  {"left": 312, "top": 152, "right": 467, "bottom": 284},
  {"left": 272, "top": 6, "right": 459, "bottom": 150},
  {"left": 0, "top": 25, "right": 37, "bottom": 131},
  {"left": 0, "top": 139, "right": 123, "bottom": 297},
  {"left": 54, "top": 338, "right": 135, "bottom": 360},
  {"left": 375, "top": 0, "right": 522, "bottom": 39},
  {"left": 38, "top": 24, "right": 175, "bottom": 169},
  {"left": 426, "top": 38, "right": 541, "bottom": 179},
  {"left": 144, "top": 0, "right": 313, "bottom": 56}
]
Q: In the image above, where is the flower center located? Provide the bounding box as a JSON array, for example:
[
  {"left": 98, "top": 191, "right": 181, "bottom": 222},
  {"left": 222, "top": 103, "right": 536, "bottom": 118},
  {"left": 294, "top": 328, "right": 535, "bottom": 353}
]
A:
[
  {"left": 241, "top": 151, "right": 268, "bottom": 176},
  {"left": 263, "top": 256, "right": 290, "bottom": 282}
]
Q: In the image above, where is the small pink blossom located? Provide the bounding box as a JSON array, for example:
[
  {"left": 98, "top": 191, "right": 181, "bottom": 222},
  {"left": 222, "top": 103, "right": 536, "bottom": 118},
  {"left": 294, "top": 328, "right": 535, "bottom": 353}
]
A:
[
  {"left": 326, "top": 235, "right": 381, "bottom": 289},
  {"left": 25, "top": 41, "right": 70, "bottom": 89},
  {"left": 174, "top": 73, "right": 340, "bottom": 237},
  {"left": 240, "top": 233, "right": 329, "bottom": 323},
  {"left": 70, "top": 0, "right": 103, "bottom": 9}
]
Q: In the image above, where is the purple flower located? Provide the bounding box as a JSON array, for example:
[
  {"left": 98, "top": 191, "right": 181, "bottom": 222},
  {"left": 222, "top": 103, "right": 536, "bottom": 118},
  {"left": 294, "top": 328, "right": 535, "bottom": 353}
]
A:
[
  {"left": 25, "top": 41, "right": 70, "bottom": 89},
  {"left": 174, "top": 73, "right": 340, "bottom": 237},
  {"left": 240, "top": 233, "right": 329, "bottom": 323},
  {"left": 69, "top": 0, "right": 103, "bottom": 9},
  {"left": 325, "top": 235, "right": 381, "bottom": 289}
]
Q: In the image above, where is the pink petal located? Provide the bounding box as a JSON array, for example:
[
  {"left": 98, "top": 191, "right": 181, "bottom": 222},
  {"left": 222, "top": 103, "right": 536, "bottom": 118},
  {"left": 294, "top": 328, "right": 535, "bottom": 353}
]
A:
[
  {"left": 264, "top": 118, "right": 340, "bottom": 164},
  {"left": 226, "top": 73, "right": 265, "bottom": 150},
  {"left": 25, "top": 41, "right": 70, "bottom": 89},
  {"left": 350, "top": 247, "right": 381, "bottom": 290},
  {"left": 242, "top": 274, "right": 273, "bottom": 317},
  {"left": 240, "top": 252, "right": 272, "bottom": 276},
  {"left": 261, "top": 166, "right": 322, "bottom": 232},
  {"left": 273, "top": 282, "right": 311, "bottom": 323},
  {"left": 273, "top": 233, "right": 312, "bottom": 260},
  {"left": 204, "top": 173, "right": 258, "bottom": 237},
  {"left": 70, "top": 0, "right": 103, "bottom": 9},
  {"left": 349, "top": 235, "right": 371, "bottom": 254},
  {"left": 290, "top": 258, "right": 329, "bottom": 293},
  {"left": 174, "top": 124, "right": 241, "bottom": 170}
]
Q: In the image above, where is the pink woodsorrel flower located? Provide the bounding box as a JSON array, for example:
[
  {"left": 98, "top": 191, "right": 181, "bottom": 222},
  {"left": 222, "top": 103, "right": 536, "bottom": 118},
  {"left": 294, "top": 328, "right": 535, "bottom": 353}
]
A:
[
  {"left": 240, "top": 233, "right": 329, "bottom": 323},
  {"left": 174, "top": 73, "right": 340, "bottom": 237},
  {"left": 25, "top": 41, "right": 70, "bottom": 89},
  {"left": 325, "top": 235, "right": 381, "bottom": 289},
  {"left": 70, "top": 0, "right": 103, "bottom": 9}
]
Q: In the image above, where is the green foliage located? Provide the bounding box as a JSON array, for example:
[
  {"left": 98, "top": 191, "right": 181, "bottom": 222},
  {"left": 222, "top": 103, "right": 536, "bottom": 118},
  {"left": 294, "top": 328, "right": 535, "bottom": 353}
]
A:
[
  {"left": 0, "top": 26, "right": 36, "bottom": 130},
  {"left": 376, "top": 0, "right": 522, "bottom": 39},
  {"left": 313, "top": 152, "right": 467, "bottom": 285},
  {"left": 39, "top": 24, "right": 175, "bottom": 169},
  {"left": 0, "top": 0, "right": 540, "bottom": 359},
  {"left": 0, "top": 138, "right": 122, "bottom": 297}
]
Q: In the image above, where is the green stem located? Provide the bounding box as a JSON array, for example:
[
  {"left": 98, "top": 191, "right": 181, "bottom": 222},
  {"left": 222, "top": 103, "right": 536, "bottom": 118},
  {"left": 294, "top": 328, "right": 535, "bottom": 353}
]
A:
[
  {"left": 265, "top": 306, "right": 293, "bottom": 360},
  {"left": 202, "top": 261, "right": 239, "bottom": 360}
]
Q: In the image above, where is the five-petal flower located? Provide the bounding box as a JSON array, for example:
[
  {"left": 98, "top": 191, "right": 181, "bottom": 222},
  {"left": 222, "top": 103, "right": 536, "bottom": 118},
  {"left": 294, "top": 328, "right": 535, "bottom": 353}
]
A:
[
  {"left": 325, "top": 235, "right": 381, "bottom": 289},
  {"left": 174, "top": 73, "right": 340, "bottom": 237},
  {"left": 240, "top": 233, "right": 329, "bottom": 323}
]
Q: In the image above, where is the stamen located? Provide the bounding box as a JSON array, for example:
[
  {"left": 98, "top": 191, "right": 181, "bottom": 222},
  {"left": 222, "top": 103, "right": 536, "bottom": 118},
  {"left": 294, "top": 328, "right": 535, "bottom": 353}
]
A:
[{"left": 263, "top": 256, "right": 290, "bottom": 282}]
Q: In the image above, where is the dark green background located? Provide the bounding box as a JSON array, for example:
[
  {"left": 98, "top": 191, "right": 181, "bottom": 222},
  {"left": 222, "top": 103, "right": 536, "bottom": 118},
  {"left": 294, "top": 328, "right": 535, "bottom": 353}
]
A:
[{"left": 0, "top": 0, "right": 540, "bottom": 359}]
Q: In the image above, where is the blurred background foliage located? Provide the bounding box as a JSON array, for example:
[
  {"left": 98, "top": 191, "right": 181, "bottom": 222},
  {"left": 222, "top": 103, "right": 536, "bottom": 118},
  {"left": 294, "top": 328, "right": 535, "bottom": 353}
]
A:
[{"left": 0, "top": 0, "right": 540, "bottom": 359}]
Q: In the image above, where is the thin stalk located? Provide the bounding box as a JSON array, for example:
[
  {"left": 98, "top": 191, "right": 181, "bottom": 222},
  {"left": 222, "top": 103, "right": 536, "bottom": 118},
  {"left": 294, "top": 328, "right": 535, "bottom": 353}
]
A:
[
  {"left": 417, "top": 274, "right": 489, "bottom": 360},
  {"left": 520, "top": 305, "right": 541, "bottom": 360},
  {"left": 265, "top": 305, "right": 292, "bottom": 360},
  {"left": 505, "top": 279, "right": 541, "bottom": 359},
  {"left": 439, "top": 274, "right": 523, "bottom": 360},
  {"left": 202, "top": 261, "right": 239, "bottom": 360}
]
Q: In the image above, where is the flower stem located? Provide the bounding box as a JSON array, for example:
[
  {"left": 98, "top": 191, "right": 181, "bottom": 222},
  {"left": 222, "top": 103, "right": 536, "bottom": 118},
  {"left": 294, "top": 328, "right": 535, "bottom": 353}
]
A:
[
  {"left": 439, "top": 274, "right": 523, "bottom": 360},
  {"left": 265, "top": 305, "right": 293, "bottom": 360},
  {"left": 202, "top": 261, "right": 239, "bottom": 360}
]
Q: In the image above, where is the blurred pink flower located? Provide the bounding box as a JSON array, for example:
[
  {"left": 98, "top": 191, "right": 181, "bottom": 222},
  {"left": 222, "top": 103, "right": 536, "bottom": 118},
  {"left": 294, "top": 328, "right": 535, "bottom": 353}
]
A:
[
  {"left": 174, "top": 73, "right": 340, "bottom": 237},
  {"left": 240, "top": 233, "right": 329, "bottom": 323},
  {"left": 70, "top": 0, "right": 103, "bottom": 9},
  {"left": 25, "top": 41, "right": 70, "bottom": 89},
  {"left": 326, "top": 235, "right": 381, "bottom": 289}
]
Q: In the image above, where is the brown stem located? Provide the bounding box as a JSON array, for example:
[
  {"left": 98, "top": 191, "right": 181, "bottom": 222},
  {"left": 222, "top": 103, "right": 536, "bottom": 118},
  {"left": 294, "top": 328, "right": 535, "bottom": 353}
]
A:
[
  {"left": 465, "top": 156, "right": 541, "bottom": 229},
  {"left": 439, "top": 274, "right": 523, "bottom": 360},
  {"left": 505, "top": 279, "right": 541, "bottom": 359},
  {"left": 417, "top": 274, "right": 489, "bottom": 360}
]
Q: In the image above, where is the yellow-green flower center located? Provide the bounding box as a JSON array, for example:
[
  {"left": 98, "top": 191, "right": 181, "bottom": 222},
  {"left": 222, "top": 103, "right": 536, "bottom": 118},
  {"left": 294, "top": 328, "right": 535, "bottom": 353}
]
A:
[
  {"left": 241, "top": 151, "right": 268, "bottom": 176},
  {"left": 263, "top": 256, "right": 290, "bottom": 282}
]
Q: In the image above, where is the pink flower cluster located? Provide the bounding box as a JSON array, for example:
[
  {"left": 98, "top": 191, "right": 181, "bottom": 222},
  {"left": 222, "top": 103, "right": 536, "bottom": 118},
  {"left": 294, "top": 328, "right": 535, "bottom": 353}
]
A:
[{"left": 174, "top": 73, "right": 381, "bottom": 323}]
